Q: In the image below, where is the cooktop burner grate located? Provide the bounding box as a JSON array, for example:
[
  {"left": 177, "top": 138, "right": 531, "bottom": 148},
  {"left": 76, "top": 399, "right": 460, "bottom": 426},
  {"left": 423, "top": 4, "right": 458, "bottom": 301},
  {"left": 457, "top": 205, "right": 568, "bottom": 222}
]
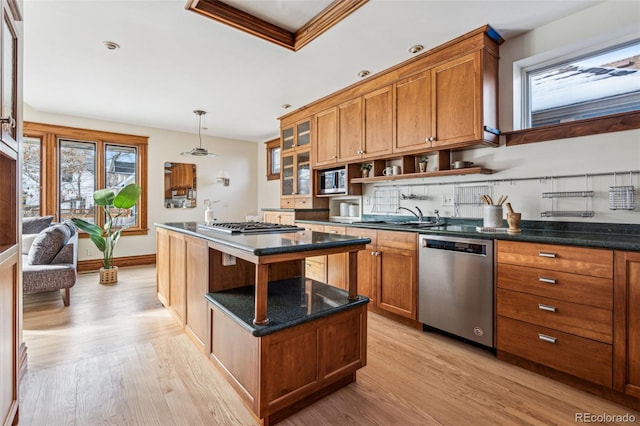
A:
[{"left": 198, "top": 221, "right": 304, "bottom": 234}]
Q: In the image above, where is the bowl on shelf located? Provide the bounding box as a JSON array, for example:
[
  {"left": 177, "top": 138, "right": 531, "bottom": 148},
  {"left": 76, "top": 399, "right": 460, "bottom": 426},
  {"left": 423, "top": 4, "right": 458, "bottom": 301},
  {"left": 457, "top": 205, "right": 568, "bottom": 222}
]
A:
[{"left": 451, "top": 161, "right": 474, "bottom": 169}]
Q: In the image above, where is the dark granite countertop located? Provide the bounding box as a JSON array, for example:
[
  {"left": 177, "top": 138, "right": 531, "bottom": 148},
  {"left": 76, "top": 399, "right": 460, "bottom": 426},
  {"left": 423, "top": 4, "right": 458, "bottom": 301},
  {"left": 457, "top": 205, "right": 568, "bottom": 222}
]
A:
[
  {"left": 155, "top": 222, "right": 371, "bottom": 256},
  {"left": 205, "top": 277, "right": 369, "bottom": 336},
  {"left": 295, "top": 218, "right": 640, "bottom": 251}
]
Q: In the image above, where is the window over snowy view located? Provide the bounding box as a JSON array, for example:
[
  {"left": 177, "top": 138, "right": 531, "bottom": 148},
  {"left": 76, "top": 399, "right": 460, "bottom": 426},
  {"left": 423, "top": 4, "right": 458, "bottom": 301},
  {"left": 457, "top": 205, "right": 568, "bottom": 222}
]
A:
[{"left": 525, "top": 40, "right": 640, "bottom": 128}]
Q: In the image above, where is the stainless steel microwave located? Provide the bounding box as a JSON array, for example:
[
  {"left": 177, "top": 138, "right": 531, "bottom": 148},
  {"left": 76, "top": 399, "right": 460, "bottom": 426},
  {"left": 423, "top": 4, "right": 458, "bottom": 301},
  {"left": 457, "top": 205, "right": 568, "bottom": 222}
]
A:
[{"left": 319, "top": 169, "right": 346, "bottom": 194}]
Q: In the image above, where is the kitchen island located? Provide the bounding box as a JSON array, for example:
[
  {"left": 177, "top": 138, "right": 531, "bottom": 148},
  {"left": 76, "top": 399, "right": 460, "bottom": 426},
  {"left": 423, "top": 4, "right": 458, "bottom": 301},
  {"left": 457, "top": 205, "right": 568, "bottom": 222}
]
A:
[{"left": 155, "top": 222, "right": 371, "bottom": 425}]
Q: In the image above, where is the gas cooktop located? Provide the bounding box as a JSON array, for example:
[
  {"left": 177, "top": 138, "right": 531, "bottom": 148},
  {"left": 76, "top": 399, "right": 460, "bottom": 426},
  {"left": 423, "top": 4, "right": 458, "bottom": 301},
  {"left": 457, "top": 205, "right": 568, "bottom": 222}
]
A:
[{"left": 198, "top": 221, "right": 304, "bottom": 234}]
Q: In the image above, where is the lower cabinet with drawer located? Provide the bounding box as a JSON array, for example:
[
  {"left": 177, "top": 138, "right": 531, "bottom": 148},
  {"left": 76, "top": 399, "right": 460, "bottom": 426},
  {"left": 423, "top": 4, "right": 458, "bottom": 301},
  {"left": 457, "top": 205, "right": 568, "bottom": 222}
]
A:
[
  {"left": 347, "top": 227, "right": 417, "bottom": 320},
  {"left": 496, "top": 240, "right": 615, "bottom": 388}
]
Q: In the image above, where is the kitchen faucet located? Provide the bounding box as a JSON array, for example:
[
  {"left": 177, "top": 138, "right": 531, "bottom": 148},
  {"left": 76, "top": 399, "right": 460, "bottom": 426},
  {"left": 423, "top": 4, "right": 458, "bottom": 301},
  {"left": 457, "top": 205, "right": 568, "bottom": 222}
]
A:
[{"left": 398, "top": 206, "right": 424, "bottom": 222}]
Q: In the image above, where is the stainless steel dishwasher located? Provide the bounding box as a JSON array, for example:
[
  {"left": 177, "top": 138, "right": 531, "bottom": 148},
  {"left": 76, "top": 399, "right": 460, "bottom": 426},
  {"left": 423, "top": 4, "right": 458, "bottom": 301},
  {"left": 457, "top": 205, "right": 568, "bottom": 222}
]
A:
[{"left": 418, "top": 234, "right": 494, "bottom": 348}]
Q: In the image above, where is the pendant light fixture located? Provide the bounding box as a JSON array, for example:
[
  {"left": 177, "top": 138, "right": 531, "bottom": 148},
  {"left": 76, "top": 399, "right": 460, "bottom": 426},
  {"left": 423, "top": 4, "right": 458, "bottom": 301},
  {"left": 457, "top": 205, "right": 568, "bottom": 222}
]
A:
[{"left": 181, "top": 110, "right": 216, "bottom": 157}]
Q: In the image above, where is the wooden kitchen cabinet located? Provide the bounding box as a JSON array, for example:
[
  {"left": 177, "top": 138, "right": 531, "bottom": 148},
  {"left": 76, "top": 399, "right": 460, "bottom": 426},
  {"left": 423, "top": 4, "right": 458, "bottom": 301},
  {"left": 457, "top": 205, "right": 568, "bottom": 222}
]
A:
[
  {"left": 184, "top": 235, "right": 209, "bottom": 351},
  {"left": 325, "top": 225, "right": 348, "bottom": 289},
  {"left": 614, "top": 251, "right": 640, "bottom": 399},
  {"left": 300, "top": 223, "right": 327, "bottom": 283},
  {"left": 280, "top": 117, "right": 324, "bottom": 209},
  {"left": 316, "top": 87, "right": 393, "bottom": 165},
  {"left": 0, "top": 2, "right": 21, "bottom": 425},
  {"left": 157, "top": 228, "right": 211, "bottom": 352},
  {"left": 156, "top": 228, "right": 171, "bottom": 307},
  {"left": 496, "top": 241, "right": 614, "bottom": 387},
  {"left": 394, "top": 71, "right": 433, "bottom": 153},
  {"left": 362, "top": 86, "right": 393, "bottom": 159},
  {"left": 394, "top": 50, "right": 499, "bottom": 153},
  {"left": 169, "top": 232, "right": 187, "bottom": 324},
  {"left": 314, "top": 106, "right": 338, "bottom": 167},
  {"left": 263, "top": 211, "right": 295, "bottom": 225},
  {"left": 347, "top": 228, "right": 417, "bottom": 320},
  {"left": 337, "top": 97, "right": 362, "bottom": 162}
]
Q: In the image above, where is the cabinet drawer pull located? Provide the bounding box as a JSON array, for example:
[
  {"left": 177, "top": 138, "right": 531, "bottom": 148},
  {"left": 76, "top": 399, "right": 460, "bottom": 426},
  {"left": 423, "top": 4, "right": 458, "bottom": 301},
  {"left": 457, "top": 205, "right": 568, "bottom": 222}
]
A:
[
  {"left": 371, "top": 251, "right": 376, "bottom": 256},
  {"left": 329, "top": 230, "right": 338, "bottom": 233},
  {"left": 538, "top": 251, "right": 557, "bottom": 258},
  {"left": 538, "top": 333, "right": 557, "bottom": 344},
  {"left": 538, "top": 276, "right": 557, "bottom": 284},
  {"left": 538, "top": 303, "right": 557, "bottom": 312}
]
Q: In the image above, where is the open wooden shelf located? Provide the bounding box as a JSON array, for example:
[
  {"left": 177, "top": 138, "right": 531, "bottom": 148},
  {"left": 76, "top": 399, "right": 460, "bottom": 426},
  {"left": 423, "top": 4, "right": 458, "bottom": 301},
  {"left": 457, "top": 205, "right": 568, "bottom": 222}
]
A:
[{"left": 350, "top": 166, "right": 492, "bottom": 183}]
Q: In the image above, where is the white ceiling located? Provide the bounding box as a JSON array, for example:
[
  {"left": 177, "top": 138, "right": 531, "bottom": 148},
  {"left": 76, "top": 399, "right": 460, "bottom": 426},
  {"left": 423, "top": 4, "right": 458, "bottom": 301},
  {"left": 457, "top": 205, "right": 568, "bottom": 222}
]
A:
[{"left": 24, "top": 0, "right": 604, "bottom": 143}]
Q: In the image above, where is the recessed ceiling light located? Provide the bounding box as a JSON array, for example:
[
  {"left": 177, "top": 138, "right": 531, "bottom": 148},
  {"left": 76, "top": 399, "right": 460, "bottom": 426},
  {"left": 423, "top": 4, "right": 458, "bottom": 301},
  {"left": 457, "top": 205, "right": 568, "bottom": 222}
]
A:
[
  {"left": 103, "top": 41, "right": 120, "bottom": 50},
  {"left": 282, "top": 104, "right": 291, "bottom": 109},
  {"left": 409, "top": 45, "right": 423, "bottom": 54},
  {"left": 357, "top": 70, "right": 370, "bottom": 78}
]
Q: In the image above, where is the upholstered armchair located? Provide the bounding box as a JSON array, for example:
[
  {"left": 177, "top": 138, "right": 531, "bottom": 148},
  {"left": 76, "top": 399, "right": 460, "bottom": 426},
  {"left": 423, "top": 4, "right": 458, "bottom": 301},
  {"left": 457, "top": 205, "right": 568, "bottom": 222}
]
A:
[{"left": 22, "top": 218, "right": 78, "bottom": 306}]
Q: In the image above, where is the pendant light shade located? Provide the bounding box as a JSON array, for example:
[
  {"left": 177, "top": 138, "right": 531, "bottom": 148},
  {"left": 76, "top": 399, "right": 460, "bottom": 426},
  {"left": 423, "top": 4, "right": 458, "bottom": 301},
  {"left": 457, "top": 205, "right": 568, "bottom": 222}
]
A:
[{"left": 181, "top": 110, "right": 216, "bottom": 157}]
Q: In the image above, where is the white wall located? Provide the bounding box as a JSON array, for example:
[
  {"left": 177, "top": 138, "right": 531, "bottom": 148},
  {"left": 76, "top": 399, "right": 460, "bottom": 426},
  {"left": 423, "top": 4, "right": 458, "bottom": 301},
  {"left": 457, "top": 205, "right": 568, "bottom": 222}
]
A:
[
  {"left": 358, "top": 0, "right": 640, "bottom": 224},
  {"left": 256, "top": 142, "right": 281, "bottom": 215},
  {"left": 24, "top": 105, "right": 259, "bottom": 261}
]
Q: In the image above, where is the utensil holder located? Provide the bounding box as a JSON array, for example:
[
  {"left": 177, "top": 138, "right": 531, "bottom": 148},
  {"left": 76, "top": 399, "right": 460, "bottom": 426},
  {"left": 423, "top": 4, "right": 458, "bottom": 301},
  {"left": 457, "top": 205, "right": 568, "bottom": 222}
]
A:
[{"left": 483, "top": 205, "right": 503, "bottom": 228}]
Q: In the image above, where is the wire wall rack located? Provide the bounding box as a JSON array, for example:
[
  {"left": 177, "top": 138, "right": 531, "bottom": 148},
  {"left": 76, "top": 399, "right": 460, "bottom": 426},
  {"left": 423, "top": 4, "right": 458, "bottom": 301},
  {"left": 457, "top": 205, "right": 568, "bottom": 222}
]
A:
[
  {"left": 541, "top": 191, "right": 594, "bottom": 198},
  {"left": 454, "top": 185, "right": 489, "bottom": 218},
  {"left": 540, "top": 175, "right": 594, "bottom": 218},
  {"left": 609, "top": 172, "right": 635, "bottom": 210},
  {"left": 372, "top": 188, "right": 400, "bottom": 214}
]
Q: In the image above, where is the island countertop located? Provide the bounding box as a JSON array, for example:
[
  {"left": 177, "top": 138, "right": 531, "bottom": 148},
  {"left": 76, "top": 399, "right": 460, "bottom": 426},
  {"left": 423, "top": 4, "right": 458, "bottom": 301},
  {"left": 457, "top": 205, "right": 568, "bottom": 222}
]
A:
[{"left": 155, "top": 221, "right": 371, "bottom": 257}]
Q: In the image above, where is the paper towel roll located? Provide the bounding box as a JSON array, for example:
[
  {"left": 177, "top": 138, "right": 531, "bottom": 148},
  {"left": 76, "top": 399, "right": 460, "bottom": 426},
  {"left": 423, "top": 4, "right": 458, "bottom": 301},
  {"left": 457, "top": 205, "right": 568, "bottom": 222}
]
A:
[{"left": 205, "top": 209, "right": 215, "bottom": 223}]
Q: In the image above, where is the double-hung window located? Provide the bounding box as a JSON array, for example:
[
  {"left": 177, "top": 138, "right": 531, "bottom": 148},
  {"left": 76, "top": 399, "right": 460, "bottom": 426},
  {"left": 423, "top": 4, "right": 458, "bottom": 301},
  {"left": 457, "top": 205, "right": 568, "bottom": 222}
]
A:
[{"left": 23, "top": 122, "right": 148, "bottom": 235}]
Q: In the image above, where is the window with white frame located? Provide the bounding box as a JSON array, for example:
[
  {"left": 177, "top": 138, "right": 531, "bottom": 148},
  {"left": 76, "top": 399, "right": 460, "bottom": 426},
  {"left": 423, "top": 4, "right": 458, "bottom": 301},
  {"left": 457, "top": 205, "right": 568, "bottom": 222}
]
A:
[{"left": 523, "top": 39, "right": 640, "bottom": 129}]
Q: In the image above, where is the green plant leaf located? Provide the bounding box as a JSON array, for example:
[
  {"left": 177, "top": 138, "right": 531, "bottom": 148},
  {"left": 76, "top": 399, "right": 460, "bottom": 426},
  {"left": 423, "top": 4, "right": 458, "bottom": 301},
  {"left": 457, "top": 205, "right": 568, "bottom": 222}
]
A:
[
  {"left": 94, "top": 188, "right": 116, "bottom": 206},
  {"left": 89, "top": 234, "right": 107, "bottom": 252},
  {"left": 70, "top": 218, "right": 103, "bottom": 238},
  {"left": 113, "top": 184, "right": 141, "bottom": 209}
]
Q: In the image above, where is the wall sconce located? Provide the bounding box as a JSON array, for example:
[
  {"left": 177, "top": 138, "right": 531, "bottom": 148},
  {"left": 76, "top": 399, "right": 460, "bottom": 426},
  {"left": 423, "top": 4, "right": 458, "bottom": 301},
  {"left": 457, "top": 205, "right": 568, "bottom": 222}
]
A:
[{"left": 217, "top": 170, "right": 230, "bottom": 186}]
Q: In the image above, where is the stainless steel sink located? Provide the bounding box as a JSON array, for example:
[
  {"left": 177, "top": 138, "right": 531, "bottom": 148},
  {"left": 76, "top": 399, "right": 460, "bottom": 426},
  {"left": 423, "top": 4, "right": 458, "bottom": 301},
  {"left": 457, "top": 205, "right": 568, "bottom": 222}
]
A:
[{"left": 382, "top": 221, "right": 443, "bottom": 227}]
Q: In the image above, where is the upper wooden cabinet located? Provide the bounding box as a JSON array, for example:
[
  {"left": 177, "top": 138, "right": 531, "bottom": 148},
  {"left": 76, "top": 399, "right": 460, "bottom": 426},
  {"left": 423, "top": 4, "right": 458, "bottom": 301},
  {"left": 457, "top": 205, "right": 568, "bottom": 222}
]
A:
[
  {"left": 394, "top": 71, "right": 432, "bottom": 153},
  {"left": 283, "top": 25, "right": 502, "bottom": 172},
  {"left": 363, "top": 86, "right": 393, "bottom": 158},
  {"left": 394, "top": 50, "right": 498, "bottom": 153},
  {"left": 432, "top": 51, "right": 492, "bottom": 148},
  {"left": 314, "top": 107, "right": 338, "bottom": 166},
  {"left": 282, "top": 119, "right": 311, "bottom": 152},
  {"left": 280, "top": 117, "right": 328, "bottom": 209},
  {"left": 337, "top": 97, "right": 362, "bottom": 162},
  {"left": 315, "top": 86, "right": 394, "bottom": 167}
]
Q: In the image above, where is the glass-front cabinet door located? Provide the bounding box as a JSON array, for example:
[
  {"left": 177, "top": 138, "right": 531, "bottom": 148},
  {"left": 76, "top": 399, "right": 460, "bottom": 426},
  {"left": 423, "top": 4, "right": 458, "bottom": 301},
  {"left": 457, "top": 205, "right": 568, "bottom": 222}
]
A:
[
  {"left": 296, "top": 150, "right": 310, "bottom": 196},
  {"left": 296, "top": 120, "right": 310, "bottom": 148},
  {"left": 281, "top": 151, "right": 295, "bottom": 197},
  {"left": 281, "top": 126, "right": 294, "bottom": 151}
]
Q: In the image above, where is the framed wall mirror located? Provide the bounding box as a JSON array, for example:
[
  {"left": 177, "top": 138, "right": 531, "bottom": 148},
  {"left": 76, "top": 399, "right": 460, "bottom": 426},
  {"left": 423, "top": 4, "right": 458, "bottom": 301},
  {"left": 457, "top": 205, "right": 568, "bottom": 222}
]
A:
[{"left": 164, "top": 162, "right": 197, "bottom": 208}]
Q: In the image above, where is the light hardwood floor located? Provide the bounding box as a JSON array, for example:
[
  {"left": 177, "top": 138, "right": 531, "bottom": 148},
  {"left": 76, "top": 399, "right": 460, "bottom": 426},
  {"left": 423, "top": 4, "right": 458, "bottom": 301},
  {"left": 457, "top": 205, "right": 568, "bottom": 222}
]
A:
[{"left": 21, "top": 266, "right": 639, "bottom": 425}]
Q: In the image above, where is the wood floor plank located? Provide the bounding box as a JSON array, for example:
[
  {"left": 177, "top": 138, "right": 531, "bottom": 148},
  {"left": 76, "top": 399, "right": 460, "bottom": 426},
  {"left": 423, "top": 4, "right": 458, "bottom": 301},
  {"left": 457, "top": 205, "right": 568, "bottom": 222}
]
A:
[{"left": 20, "top": 265, "right": 640, "bottom": 426}]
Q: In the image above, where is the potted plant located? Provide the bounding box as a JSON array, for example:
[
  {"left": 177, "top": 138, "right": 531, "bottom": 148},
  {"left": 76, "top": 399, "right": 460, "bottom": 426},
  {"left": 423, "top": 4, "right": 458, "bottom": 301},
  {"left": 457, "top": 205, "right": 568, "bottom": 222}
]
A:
[
  {"left": 71, "top": 183, "right": 142, "bottom": 285},
  {"left": 360, "top": 163, "right": 372, "bottom": 178},
  {"left": 418, "top": 155, "right": 429, "bottom": 173}
]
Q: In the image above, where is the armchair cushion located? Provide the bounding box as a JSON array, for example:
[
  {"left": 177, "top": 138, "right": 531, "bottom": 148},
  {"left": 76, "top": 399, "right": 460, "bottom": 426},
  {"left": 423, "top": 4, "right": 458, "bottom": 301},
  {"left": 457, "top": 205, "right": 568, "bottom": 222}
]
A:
[
  {"left": 22, "top": 215, "right": 54, "bottom": 234},
  {"left": 27, "top": 223, "right": 73, "bottom": 265}
]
